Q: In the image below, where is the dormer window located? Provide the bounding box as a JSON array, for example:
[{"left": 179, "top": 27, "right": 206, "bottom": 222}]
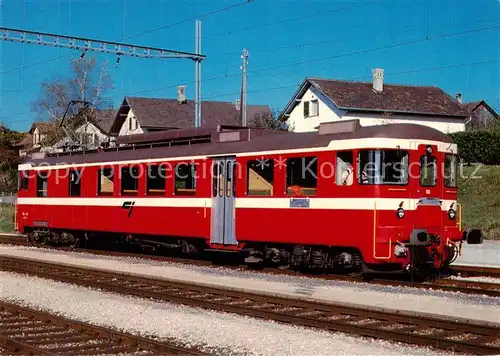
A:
[
  {"left": 310, "top": 99, "right": 319, "bottom": 116},
  {"left": 303, "top": 100, "right": 318, "bottom": 118}
]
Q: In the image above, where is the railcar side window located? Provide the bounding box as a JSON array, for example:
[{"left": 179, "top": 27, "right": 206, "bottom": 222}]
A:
[
  {"left": 19, "top": 170, "right": 29, "bottom": 190},
  {"left": 420, "top": 155, "right": 437, "bottom": 187},
  {"left": 175, "top": 163, "right": 196, "bottom": 196},
  {"left": 286, "top": 156, "right": 317, "bottom": 196},
  {"left": 69, "top": 170, "right": 81, "bottom": 196},
  {"left": 212, "top": 163, "right": 220, "bottom": 197},
  {"left": 336, "top": 152, "right": 353, "bottom": 186},
  {"left": 121, "top": 166, "right": 139, "bottom": 196},
  {"left": 36, "top": 171, "right": 48, "bottom": 197},
  {"left": 98, "top": 168, "right": 114, "bottom": 196},
  {"left": 357, "top": 150, "right": 409, "bottom": 185},
  {"left": 147, "top": 164, "right": 166, "bottom": 196},
  {"left": 444, "top": 154, "right": 458, "bottom": 188},
  {"left": 247, "top": 159, "right": 273, "bottom": 196}
]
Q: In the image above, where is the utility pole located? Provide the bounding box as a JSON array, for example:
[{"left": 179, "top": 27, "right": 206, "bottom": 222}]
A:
[
  {"left": 195, "top": 20, "right": 202, "bottom": 128},
  {"left": 241, "top": 48, "right": 248, "bottom": 127}
]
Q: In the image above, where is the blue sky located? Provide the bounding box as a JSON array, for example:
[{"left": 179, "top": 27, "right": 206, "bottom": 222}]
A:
[{"left": 0, "top": 0, "right": 499, "bottom": 132}]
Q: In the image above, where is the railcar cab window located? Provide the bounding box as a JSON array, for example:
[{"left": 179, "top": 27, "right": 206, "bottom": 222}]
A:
[
  {"left": 121, "top": 166, "right": 139, "bottom": 196},
  {"left": 336, "top": 151, "right": 353, "bottom": 186},
  {"left": 18, "top": 170, "right": 29, "bottom": 190},
  {"left": 357, "top": 150, "right": 409, "bottom": 185},
  {"left": 175, "top": 163, "right": 196, "bottom": 196},
  {"left": 69, "top": 170, "right": 81, "bottom": 196},
  {"left": 247, "top": 159, "right": 273, "bottom": 196},
  {"left": 420, "top": 154, "right": 437, "bottom": 187},
  {"left": 286, "top": 156, "right": 317, "bottom": 196},
  {"left": 36, "top": 171, "right": 48, "bottom": 197},
  {"left": 147, "top": 164, "right": 166, "bottom": 196},
  {"left": 444, "top": 154, "right": 458, "bottom": 188},
  {"left": 97, "top": 167, "right": 114, "bottom": 196}
]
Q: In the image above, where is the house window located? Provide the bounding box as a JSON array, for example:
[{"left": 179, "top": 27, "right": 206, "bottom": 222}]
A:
[
  {"left": 69, "top": 170, "right": 81, "bottom": 196},
  {"left": 134, "top": 118, "right": 139, "bottom": 130},
  {"left": 147, "top": 164, "right": 166, "bottom": 196},
  {"left": 336, "top": 151, "right": 353, "bottom": 186},
  {"left": 98, "top": 168, "right": 114, "bottom": 196},
  {"left": 303, "top": 101, "right": 309, "bottom": 118},
  {"left": 310, "top": 99, "right": 319, "bottom": 116},
  {"left": 247, "top": 159, "right": 273, "bottom": 196},
  {"left": 129, "top": 117, "right": 132, "bottom": 131},
  {"left": 37, "top": 171, "right": 48, "bottom": 197},
  {"left": 121, "top": 166, "right": 139, "bottom": 196},
  {"left": 175, "top": 163, "right": 196, "bottom": 195},
  {"left": 19, "top": 170, "right": 29, "bottom": 190},
  {"left": 286, "top": 156, "right": 317, "bottom": 196}
]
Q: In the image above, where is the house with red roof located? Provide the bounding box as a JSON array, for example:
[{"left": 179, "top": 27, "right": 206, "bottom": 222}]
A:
[
  {"left": 109, "top": 87, "right": 272, "bottom": 137},
  {"left": 279, "top": 68, "right": 472, "bottom": 134}
]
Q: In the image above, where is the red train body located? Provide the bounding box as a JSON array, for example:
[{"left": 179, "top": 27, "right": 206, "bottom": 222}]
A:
[{"left": 15, "top": 121, "right": 483, "bottom": 274}]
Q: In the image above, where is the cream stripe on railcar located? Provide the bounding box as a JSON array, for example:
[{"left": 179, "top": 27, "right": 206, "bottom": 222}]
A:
[{"left": 16, "top": 197, "right": 457, "bottom": 212}]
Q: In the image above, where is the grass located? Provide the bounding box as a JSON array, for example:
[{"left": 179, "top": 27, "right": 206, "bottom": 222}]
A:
[
  {"left": 0, "top": 204, "right": 14, "bottom": 233},
  {"left": 458, "top": 165, "right": 500, "bottom": 240}
]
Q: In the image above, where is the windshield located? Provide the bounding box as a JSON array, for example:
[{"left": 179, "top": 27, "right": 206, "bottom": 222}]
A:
[
  {"left": 444, "top": 154, "right": 458, "bottom": 188},
  {"left": 420, "top": 155, "right": 437, "bottom": 187},
  {"left": 357, "top": 150, "right": 408, "bottom": 185}
]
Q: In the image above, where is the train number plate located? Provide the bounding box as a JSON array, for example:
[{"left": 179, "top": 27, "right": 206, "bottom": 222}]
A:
[{"left": 289, "top": 198, "right": 310, "bottom": 208}]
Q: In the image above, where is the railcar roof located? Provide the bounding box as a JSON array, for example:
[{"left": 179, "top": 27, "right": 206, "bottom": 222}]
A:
[{"left": 25, "top": 122, "right": 452, "bottom": 167}]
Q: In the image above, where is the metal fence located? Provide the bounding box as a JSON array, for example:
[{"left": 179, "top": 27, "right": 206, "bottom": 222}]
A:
[{"left": 0, "top": 193, "right": 17, "bottom": 205}]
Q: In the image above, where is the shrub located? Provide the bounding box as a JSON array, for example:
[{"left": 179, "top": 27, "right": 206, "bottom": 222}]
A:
[{"left": 450, "top": 131, "right": 500, "bottom": 165}]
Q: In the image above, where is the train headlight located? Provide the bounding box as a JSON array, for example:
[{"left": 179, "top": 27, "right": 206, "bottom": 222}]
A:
[
  {"left": 396, "top": 208, "right": 405, "bottom": 219},
  {"left": 448, "top": 209, "right": 456, "bottom": 220}
]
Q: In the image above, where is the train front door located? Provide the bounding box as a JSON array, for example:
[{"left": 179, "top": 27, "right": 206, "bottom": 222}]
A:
[{"left": 210, "top": 157, "right": 237, "bottom": 245}]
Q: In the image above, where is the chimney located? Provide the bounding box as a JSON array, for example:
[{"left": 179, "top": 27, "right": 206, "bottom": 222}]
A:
[
  {"left": 235, "top": 99, "right": 241, "bottom": 111},
  {"left": 372, "top": 68, "right": 384, "bottom": 93},
  {"left": 456, "top": 93, "right": 462, "bottom": 104},
  {"left": 177, "top": 85, "right": 186, "bottom": 103}
]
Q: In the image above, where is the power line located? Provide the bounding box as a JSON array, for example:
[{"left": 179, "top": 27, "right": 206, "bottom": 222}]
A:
[
  {"left": 0, "top": 1, "right": 250, "bottom": 76},
  {"left": 213, "top": 16, "right": 500, "bottom": 57},
  {"left": 110, "top": 23, "right": 500, "bottom": 101},
  {"left": 4, "top": 57, "right": 498, "bottom": 125},
  {"left": 121, "top": 0, "right": 252, "bottom": 40},
  {"left": 200, "top": 58, "right": 500, "bottom": 101},
  {"left": 162, "top": 1, "right": 376, "bottom": 48}
]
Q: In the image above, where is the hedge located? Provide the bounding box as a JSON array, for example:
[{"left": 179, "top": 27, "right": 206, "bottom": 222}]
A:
[{"left": 449, "top": 131, "right": 500, "bottom": 165}]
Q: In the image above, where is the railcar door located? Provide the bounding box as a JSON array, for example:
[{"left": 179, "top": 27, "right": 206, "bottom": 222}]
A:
[{"left": 210, "top": 157, "right": 237, "bottom": 245}]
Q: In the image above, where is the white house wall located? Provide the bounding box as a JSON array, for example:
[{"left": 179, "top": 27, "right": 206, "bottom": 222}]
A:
[
  {"left": 74, "top": 123, "right": 108, "bottom": 144},
  {"left": 286, "top": 85, "right": 466, "bottom": 134},
  {"left": 287, "top": 86, "right": 344, "bottom": 132},
  {"left": 118, "top": 109, "right": 143, "bottom": 136},
  {"left": 345, "top": 112, "right": 466, "bottom": 133}
]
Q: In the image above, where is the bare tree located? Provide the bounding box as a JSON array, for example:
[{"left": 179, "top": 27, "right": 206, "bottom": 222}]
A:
[
  {"left": 31, "top": 56, "right": 113, "bottom": 146},
  {"left": 249, "top": 109, "right": 288, "bottom": 131}
]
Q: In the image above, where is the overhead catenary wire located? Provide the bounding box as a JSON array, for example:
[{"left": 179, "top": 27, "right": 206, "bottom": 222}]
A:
[
  {"left": 100, "top": 23, "right": 500, "bottom": 103},
  {"left": 3, "top": 57, "right": 499, "bottom": 125}
]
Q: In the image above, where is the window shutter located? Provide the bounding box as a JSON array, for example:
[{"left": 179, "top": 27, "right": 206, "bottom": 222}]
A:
[{"left": 303, "top": 101, "right": 309, "bottom": 118}]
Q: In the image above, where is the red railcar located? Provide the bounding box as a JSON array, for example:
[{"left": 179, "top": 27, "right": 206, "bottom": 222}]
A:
[{"left": 15, "top": 120, "right": 483, "bottom": 274}]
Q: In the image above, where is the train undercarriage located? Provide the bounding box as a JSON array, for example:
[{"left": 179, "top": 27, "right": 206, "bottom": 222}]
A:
[{"left": 24, "top": 228, "right": 471, "bottom": 278}]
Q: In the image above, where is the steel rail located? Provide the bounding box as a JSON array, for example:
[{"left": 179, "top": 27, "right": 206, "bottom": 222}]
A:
[
  {"left": 0, "top": 255, "right": 499, "bottom": 355},
  {"left": 0, "top": 234, "right": 499, "bottom": 298},
  {"left": 0, "top": 299, "right": 205, "bottom": 355}
]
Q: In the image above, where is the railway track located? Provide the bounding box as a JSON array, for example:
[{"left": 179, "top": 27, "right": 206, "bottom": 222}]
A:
[
  {"left": 0, "top": 255, "right": 499, "bottom": 355},
  {"left": 1, "top": 233, "right": 500, "bottom": 299},
  {"left": 0, "top": 299, "right": 204, "bottom": 355}
]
